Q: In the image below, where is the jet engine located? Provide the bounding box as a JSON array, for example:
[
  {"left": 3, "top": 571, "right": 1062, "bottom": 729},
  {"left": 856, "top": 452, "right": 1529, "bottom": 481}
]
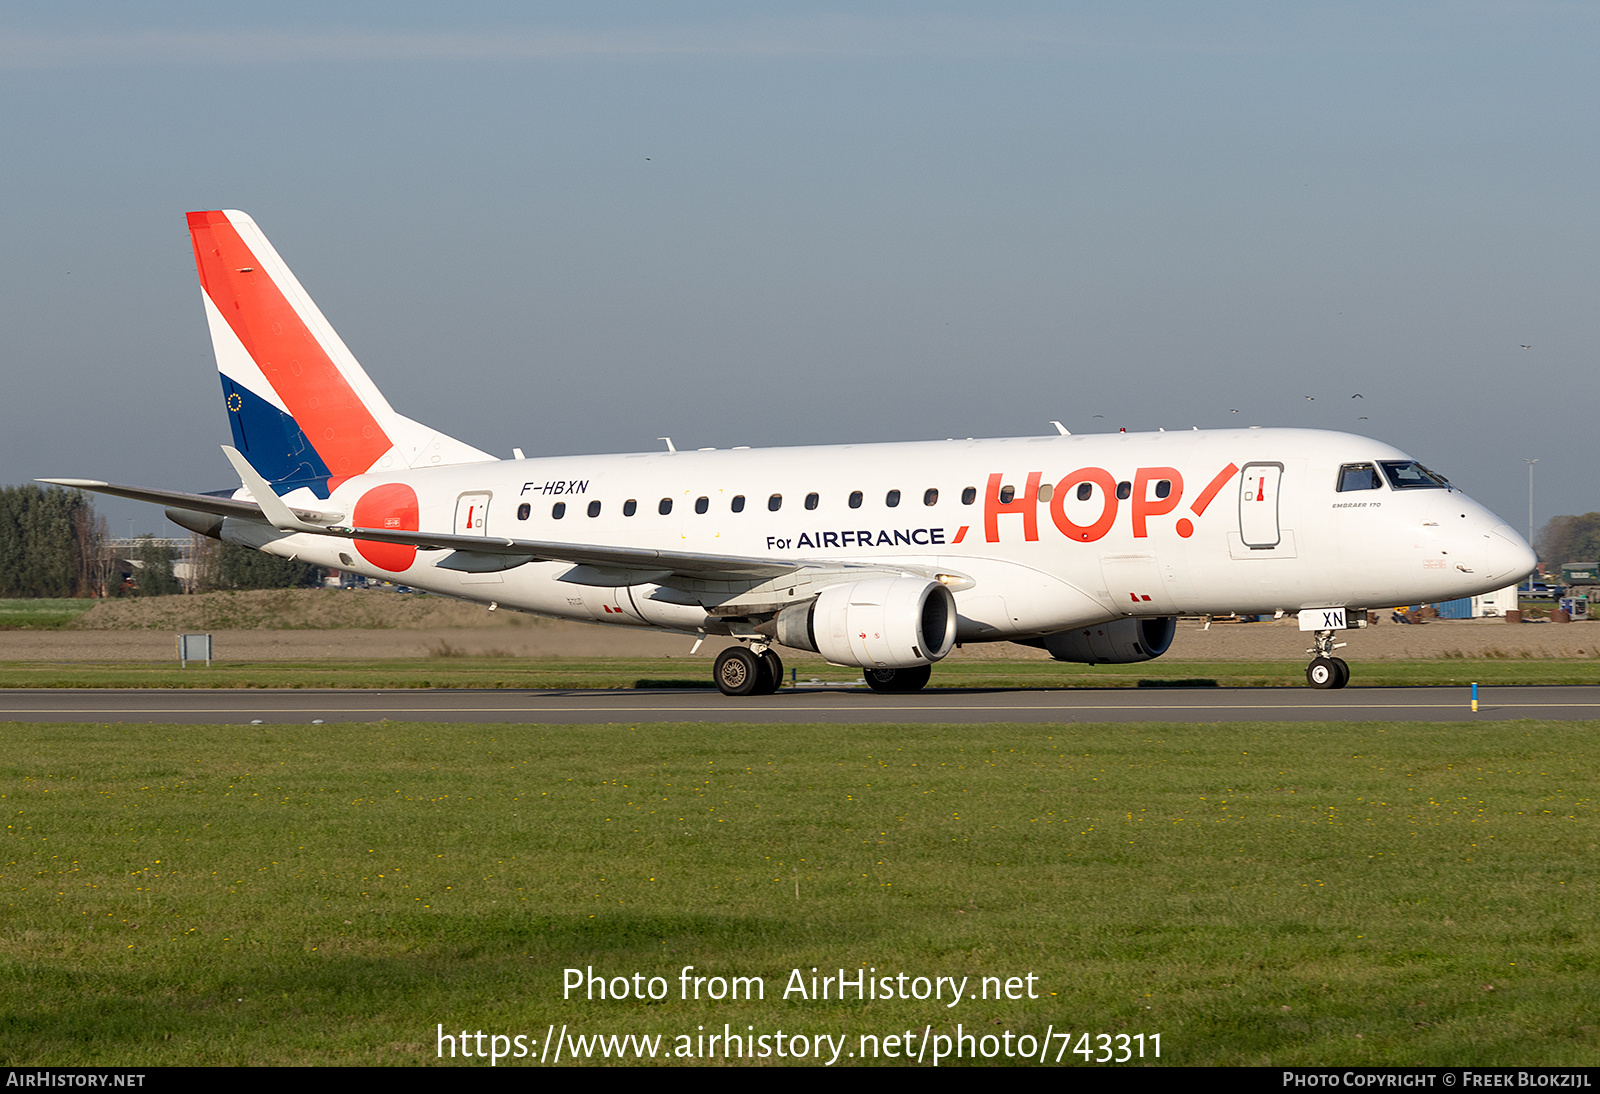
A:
[
  {"left": 1031, "top": 617, "right": 1176, "bottom": 664},
  {"left": 768, "top": 577, "right": 957, "bottom": 668},
  {"left": 164, "top": 507, "right": 224, "bottom": 539}
]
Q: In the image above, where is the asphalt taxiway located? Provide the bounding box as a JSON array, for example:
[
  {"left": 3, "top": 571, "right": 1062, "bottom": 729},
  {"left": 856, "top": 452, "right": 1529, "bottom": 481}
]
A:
[{"left": 2, "top": 685, "right": 1599, "bottom": 724}]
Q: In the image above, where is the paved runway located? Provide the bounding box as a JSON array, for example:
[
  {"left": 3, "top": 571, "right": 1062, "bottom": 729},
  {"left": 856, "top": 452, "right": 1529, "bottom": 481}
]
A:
[{"left": 2, "top": 685, "right": 1599, "bottom": 724}]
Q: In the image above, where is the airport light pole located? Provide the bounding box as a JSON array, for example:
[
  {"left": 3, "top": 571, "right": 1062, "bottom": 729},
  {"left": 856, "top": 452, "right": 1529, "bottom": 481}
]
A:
[{"left": 1524, "top": 458, "right": 1539, "bottom": 560}]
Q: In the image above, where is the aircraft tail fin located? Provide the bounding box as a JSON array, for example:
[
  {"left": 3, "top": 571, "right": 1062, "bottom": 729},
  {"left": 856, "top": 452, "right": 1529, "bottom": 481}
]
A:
[{"left": 186, "top": 209, "right": 491, "bottom": 496}]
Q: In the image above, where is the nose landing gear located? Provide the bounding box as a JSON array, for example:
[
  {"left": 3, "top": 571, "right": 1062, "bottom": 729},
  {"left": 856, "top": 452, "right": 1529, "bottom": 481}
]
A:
[{"left": 1305, "top": 628, "right": 1350, "bottom": 689}]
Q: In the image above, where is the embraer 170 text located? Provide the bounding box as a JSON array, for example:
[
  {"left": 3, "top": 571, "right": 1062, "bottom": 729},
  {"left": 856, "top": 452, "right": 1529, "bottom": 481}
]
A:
[{"left": 47, "top": 211, "right": 1537, "bottom": 695}]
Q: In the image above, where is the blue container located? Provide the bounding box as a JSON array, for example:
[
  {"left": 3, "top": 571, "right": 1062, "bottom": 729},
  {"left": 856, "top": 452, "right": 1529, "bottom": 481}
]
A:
[{"left": 1433, "top": 598, "right": 1473, "bottom": 619}]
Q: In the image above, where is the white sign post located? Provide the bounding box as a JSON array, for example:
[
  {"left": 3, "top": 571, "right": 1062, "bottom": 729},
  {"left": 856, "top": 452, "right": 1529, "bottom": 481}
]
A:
[{"left": 177, "top": 634, "right": 212, "bottom": 668}]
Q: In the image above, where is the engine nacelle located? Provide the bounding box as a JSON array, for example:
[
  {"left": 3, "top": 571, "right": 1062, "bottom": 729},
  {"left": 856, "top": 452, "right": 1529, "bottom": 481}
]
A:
[
  {"left": 165, "top": 506, "right": 223, "bottom": 540},
  {"left": 1035, "top": 617, "right": 1176, "bottom": 664},
  {"left": 771, "top": 577, "right": 957, "bottom": 668}
]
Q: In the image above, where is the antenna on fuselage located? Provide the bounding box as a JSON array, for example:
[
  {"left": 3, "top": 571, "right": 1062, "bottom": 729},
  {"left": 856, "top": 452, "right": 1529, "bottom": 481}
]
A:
[
  {"left": 658, "top": 437, "right": 677, "bottom": 453},
  {"left": 1049, "top": 420, "right": 1070, "bottom": 436}
]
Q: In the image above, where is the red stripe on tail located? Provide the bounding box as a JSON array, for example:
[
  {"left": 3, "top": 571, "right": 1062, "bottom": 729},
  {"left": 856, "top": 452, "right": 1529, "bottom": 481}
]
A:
[{"left": 187, "top": 211, "right": 392, "bottom": 476}]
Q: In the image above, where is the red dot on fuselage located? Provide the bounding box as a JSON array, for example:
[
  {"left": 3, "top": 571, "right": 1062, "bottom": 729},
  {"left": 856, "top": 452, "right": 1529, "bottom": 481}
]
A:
[{"left": 1176, "top": 518, "right": 1194, "bottom": 538}]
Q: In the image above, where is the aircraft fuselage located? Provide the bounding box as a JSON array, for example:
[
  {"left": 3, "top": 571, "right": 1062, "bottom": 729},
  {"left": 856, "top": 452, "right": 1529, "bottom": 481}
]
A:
[{"left": 232, "top": 427, "right": 1531, "bottom": 642}]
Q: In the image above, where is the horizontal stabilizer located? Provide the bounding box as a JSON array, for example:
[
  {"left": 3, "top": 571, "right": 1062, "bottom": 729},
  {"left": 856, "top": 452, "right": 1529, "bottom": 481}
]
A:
[{"left": 221, "top": 445, "right": 335, "bottom": 533}]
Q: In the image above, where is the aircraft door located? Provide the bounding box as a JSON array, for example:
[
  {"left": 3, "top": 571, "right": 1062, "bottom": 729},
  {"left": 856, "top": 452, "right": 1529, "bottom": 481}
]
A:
[
  {"left": 455, "top": 493, "right": 492, "bottom": 536},
  {"left": 452, "top": 492, "right": 501, "bottom": 585},
  {"left": 1238, "top": 463, "right": 1283, "bottom": 549}
]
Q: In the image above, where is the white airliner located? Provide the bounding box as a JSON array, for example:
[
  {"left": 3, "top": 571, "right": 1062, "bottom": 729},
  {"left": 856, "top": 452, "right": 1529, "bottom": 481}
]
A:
[{"left": 47, "top": 210, "right": 1536, "bottom": 695}]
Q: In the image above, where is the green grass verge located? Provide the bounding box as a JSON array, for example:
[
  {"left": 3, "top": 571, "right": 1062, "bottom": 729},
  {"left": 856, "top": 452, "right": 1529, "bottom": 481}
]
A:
[
  {"left": 2, "top": 719, "right": 1596, "bottom": 1066},
  {"left": 0, "top": 599, "right": 96, "bottom": 630},
  {"left": 0, "top": 657, "right": 1596, "bottom": 690}
]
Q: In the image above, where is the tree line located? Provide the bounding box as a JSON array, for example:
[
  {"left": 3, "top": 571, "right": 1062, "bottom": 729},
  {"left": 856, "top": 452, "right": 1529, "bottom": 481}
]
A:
[
  {"left": 1536, "top": 513, "right": 1600, "bottom": 573},
  {"left": 0, "top": 485, "right": 322, "bottom": 597},
  {"left": 0, "top": 486, "right": 103, "bottom": 597}
]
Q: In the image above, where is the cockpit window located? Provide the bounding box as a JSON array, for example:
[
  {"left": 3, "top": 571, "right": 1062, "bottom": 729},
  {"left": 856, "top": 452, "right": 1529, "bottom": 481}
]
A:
[
  {"left": 1379, "top": 460, "right": 1451, "bottom": 490},
  {"left": 1337, "top": 462, "right": 1383, "bottom": 492}
]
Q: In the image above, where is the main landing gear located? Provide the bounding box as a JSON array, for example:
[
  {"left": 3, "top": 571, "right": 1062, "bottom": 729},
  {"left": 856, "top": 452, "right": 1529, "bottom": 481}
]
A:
[
  {"left": 1305, "top": 628, "right": 1350, "bottom": 690},
  {"left": 713, "top": 645, "right": 784, "bottom": 697},
  {"left": 712, "top": 643, "right": 936, "bottom": 696}
]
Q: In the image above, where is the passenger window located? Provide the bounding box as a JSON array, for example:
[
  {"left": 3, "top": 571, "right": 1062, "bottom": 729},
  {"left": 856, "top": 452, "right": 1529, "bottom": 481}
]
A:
[
  {"left": 961, "top": 486, "right": 976, "bottom": 505},
  {"left": 658, "top": 498, "right": 672, "bottom": 515},
  {"left": 1337, "top": 463, "right": 1384, "bottom": 492},
  {"left": 731, "top": 495, "right": 745, "bottom": 513},
  {"left": 1076, "top": 482, "right": 1093, "bottom": 501},
  {"left": 516, "top": 503, "right": 531, "bottom": 520},
  {"left": 587, "top": 500, "right": 601, "bottom": 517},
  {"left": 1155, "top": 480, "right": 1171, "bottom": 499},
  {"left": 923, "top": 488, "right": 938, "bottom": 506},
  {"left": 805, "top": 492, "right": 819, "bottom": 510},
  {"left": 695, "top": 496, "right": 709, "bottom": 514},
  {"left": 623, "top": 499, "right": 637, "bottom": 517},
  {"left": 886, "top": 489, "right": 901, "bottom": 507},
  {"left": 999, "top": 485, "right": 1015, "bottom": 504},
  {"left": 552, "top": 502, "right": 566, "bottom": 519},
  {"left": 849, "top": 491, "right": 863, "bottom": 509},
  {"left": 1116, "top": 481, "right": 1131, "bottom": 500},
  {"left": 768, "top": 494, "right": 782, "bottom": 511}
]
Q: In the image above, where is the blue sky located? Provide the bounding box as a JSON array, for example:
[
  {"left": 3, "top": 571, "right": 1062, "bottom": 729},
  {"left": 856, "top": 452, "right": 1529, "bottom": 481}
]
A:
[{"left": 1, "top": 2, "right": 1595, "bottom": 539}]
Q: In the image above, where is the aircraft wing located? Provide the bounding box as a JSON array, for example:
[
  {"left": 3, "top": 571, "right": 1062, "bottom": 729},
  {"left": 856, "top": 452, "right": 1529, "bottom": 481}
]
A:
[
  {"left": 46, "top": 464, "right": 810, "bottom": 583},
  {"left": 37, "top": 478, "right": 344, "bottom": 525},
  {"left": 206, "top": 446, "right": 819, "bottom": 582},
  {"left": 50, "top": 450, "right": 950, "bottom": 587},
  {"left": 320, "top": 524, "right": 804, "bottom": 579}
]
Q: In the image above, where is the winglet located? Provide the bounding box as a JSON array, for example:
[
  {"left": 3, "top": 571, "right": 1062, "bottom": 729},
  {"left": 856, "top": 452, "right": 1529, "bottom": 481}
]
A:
[
  {"left": 221, "top": 446, "right": 331, "bottom": 534},
  {"left": 37, "top": 478, "right": 110, "bottom": 489}
]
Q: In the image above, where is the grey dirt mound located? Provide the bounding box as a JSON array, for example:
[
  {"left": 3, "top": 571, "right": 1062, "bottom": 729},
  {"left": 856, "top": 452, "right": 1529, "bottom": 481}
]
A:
[
  {"left": 1, "top": 588, "right": 1594, "bottom": 664},
  {"left": 69, "top": 588, "right": 528, "bottom": 631}
]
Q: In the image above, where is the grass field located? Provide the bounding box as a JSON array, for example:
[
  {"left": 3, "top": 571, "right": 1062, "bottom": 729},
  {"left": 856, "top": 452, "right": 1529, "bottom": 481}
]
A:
[
  {"left": 0, "top": 599, "right": 97, "bottom": 630},
  {"left": 0, "top": 656, "right": 1596, "bottom": 690},
  {"left": 2, "top": 718, "right": 1596, "bottom": 1066}
]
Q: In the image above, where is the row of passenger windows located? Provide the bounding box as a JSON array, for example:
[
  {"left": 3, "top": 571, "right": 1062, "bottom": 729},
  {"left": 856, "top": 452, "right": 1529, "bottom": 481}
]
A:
[
  {"left": 506, "top": 464, "right": 1433, "bottom": 520},
  {"left": 513, "top": 479, "right": 1166, "bottom": 521},
  {"left": 521, "top": 488, "right": 971, "bottom": 521}
]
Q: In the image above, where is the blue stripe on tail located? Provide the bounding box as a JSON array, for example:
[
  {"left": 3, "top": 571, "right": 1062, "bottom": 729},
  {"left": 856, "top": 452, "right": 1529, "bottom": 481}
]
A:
[{"left": 221, "top": 377, "right": 334, "bottom": 497}]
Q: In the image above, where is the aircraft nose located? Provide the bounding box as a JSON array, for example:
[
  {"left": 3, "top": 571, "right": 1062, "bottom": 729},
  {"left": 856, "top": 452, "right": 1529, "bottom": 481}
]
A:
[{"left": 1484, "top": 523, "right": 1537, "bottom": 586}]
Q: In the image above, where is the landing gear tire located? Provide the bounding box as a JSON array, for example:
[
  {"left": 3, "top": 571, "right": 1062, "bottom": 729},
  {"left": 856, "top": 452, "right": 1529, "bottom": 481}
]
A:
[
  {"left": 754, "top": 650, "right": 784, "bottom": 695},
  {"left": 1330, "top": 657, "right": 1350, "bottom": 689},
  {"left": 714, "top": 647, "right": 761, "bottom": 696},
  {"left": 1307, "top": 656, "right": 1349, "bottom": 690},
  {"left": 863, "top": 664, "right": 932, "bottom": 693}
]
